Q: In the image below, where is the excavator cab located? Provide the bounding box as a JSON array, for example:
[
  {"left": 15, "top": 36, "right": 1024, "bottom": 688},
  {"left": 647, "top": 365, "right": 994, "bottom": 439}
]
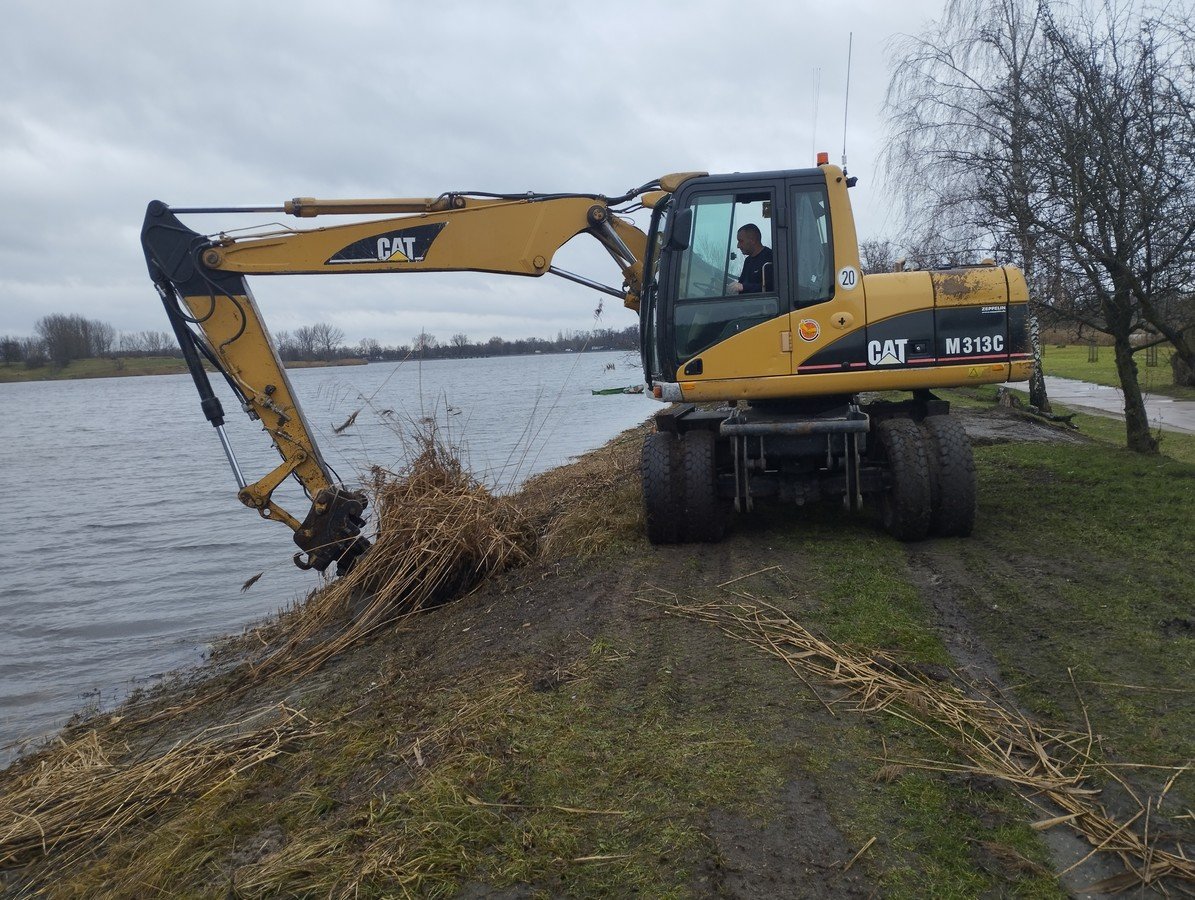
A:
[{"left": 639, "top": 168, "right": 839, "bottom": 393}]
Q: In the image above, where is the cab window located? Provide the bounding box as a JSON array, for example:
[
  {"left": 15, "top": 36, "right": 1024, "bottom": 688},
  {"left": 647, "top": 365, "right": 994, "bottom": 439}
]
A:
[
  {"left": 792, "top": 186, "right": 832, "bottom": 306},
  {"left": 673, "top": 191, "right": 778, "bottom": 360}
]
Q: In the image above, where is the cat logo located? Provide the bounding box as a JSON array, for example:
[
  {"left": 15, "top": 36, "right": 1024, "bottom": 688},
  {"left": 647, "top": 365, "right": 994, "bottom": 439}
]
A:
[
  {"left": 326, "top": 223, "right": 447, "bottom": 265},
  {"left": 867, "top": 338, "right": 908, "bottom": 366},
  {"left": 377, "top": 235, "right": 419, "bottom": 261}
]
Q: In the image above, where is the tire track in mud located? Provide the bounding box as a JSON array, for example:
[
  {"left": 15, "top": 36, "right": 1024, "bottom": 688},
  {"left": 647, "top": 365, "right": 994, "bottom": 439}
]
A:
[{"left": 903, "top": 544, "right": 1124, "bottom": 900}]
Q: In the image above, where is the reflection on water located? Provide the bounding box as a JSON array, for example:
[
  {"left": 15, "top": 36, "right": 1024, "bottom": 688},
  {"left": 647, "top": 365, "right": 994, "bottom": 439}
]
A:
[{"left": 0, "top": 351, "right": 650, "bottom": 759}]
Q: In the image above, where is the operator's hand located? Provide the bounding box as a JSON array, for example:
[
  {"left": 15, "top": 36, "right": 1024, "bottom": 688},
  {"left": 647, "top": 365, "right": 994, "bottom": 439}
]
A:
[{"left": 728, "top": 281, "right": 744, "bottom": 294}]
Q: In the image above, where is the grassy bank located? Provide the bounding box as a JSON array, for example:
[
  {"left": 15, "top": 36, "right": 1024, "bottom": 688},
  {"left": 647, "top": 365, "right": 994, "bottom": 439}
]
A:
[
  {"left": 1, "top": 400, "right": 1191, "bottom": 897},
  {"left": 0, "top": 357, "right": 367, "bottom": 383}
]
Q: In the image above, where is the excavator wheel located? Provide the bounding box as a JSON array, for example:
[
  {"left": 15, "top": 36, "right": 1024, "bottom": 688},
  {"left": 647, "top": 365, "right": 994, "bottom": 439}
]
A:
[
  {"left": 920, "top": 415, "right": 977, "bottom": 537},
  {"left": 680, "top": 430, "right": 726, "bottom": 543},
  {"left": 875, "top": 418, "right": 932, "bottom": 542},
  {"left": 641, "top": 431, "right": 683, "bottom": 545}
]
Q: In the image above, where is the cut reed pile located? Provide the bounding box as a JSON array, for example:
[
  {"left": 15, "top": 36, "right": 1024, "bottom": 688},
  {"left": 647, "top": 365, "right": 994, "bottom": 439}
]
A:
[
  {"left": 0, "top": 705, "right": 316, "bottom": 871},
  {"left": 129, "top": 433, "right": 536, "bottom": 725},
  {"left": 644, "top": 573, "right": 1195, "bottom": 894},
  {"left": 246, "top": 436, "right": 535, "bottom": 685}
]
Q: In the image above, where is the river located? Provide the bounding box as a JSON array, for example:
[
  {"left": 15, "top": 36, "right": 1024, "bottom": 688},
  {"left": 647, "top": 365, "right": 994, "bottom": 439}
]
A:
[{"left": 0, "top": 351, "right": 652, "bottom": 760}]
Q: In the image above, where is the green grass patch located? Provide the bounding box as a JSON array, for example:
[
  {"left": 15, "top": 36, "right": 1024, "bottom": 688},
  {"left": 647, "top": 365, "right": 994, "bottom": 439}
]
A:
[{"left": 958, "top": 439, "right": 1195, "bottom": 794}]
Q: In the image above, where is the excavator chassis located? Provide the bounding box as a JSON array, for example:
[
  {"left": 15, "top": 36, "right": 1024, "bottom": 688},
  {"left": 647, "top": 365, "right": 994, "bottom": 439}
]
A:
[{"left": 642, "top": 395, "right": 976, "bottom": 545}]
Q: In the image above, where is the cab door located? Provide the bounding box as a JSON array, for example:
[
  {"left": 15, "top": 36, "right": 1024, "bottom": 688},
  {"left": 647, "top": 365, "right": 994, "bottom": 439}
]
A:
[
  {"left": 663, "top": 178, "right": 791, "bottom": 382},
  {"left": 785, "top": 176, "right": 868, "bottom": 374}
]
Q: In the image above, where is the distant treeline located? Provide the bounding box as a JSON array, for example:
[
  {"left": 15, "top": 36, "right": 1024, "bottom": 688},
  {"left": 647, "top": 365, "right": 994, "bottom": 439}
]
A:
[{"left": 1, "top": 315, "right": 639, "bottom": 369}]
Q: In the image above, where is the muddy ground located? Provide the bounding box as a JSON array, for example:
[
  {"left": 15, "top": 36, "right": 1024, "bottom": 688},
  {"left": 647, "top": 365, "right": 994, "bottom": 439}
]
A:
[{"left": 3, "top": 403, "right": 1190, "bottom": 898}]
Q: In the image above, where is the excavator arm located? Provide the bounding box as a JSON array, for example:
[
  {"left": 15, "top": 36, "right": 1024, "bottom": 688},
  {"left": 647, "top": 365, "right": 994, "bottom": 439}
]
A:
[{"left": 141, "top": 184, "right": 659, "bottom": 575}]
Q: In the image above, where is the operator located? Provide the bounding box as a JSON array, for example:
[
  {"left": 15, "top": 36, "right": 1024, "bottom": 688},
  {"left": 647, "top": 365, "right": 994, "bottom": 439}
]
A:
[{"left": 728, "top": 224, "right": 773, "bottom": 294}]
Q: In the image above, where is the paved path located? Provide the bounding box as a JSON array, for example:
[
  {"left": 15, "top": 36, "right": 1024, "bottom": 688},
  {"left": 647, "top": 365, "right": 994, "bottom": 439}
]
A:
[{"left": 1002, "top": 376, "right": 1195, "bottom": 435}]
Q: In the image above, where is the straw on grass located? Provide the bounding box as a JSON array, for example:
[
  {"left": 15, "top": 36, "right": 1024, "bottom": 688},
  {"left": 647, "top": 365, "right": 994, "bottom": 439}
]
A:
[
  {"left": 0, "top": 704, "right": 316, "bottom": 870},
  {"left": 643, "top": 580, "right": 1195, "bottom": 892}
]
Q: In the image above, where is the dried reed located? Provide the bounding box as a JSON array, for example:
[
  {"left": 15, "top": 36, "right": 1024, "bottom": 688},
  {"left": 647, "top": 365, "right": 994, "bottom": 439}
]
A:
[
  {"left": 126, "top": 430, "right": 535, "bottom": 725},
  {"left": 644, "top": 583, "right": 1195, "bottom": 893},
  {"left": 0, "top": 704, "right": 316, "bottom": 871},
  {"left": 247, "top": 434, "right": 534, "bottom": 685}
]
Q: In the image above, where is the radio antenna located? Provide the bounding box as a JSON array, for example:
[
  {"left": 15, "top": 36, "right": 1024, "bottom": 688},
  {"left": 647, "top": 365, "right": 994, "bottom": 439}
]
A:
[
  {"left": 841, "top": 32, "right": 853, "bottom": 170},
  {"left": 810, "top": 67, "right": 822, "bottom": 162}
]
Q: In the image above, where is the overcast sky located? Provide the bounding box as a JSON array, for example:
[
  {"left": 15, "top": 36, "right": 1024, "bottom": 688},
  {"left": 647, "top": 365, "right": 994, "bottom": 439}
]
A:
[{"left": 1, "top": 1, "right": 945, "bottom": 348}]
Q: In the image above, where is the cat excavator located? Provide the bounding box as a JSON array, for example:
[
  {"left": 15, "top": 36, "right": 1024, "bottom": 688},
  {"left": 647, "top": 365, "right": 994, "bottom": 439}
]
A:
[{"left": 141, "top": 158, "right": 1032, "bottom": 575}]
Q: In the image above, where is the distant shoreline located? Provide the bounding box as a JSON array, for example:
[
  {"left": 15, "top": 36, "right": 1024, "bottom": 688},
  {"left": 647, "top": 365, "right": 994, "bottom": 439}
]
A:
[
  {"left": 0, "top": 356, "right": 370, "bottom": 384},
  {"left": 0, "top": 348, "right": 632, "bottom": 385}
]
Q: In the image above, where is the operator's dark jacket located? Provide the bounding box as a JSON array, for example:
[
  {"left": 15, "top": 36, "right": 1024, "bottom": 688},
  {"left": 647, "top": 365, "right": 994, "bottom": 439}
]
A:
[{"left": 738, "top": 247, "right": 774, "bottom": 293}]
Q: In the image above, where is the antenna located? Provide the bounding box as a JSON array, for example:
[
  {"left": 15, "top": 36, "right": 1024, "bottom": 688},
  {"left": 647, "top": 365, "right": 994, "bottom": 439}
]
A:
[
  {"left": 842, "top": 32, "right": 853, "bottom": 170},
  {"left": 811, "top": 66, "right": 822, "bottom": 163}
]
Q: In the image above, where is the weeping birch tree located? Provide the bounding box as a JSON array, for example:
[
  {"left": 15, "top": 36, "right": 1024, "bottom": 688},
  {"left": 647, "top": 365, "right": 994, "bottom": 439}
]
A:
[
  {"left": 886, "top": 0, "right": 1052, "bottom": 411},
  {"left": 888, "top": 0, "right": 1195, "bottom": 453}
]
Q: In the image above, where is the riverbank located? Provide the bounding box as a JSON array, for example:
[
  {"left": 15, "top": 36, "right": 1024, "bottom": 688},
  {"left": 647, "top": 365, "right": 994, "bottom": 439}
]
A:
[{"left": 2, "top": 393, "right": 1192, "bottom": 896}]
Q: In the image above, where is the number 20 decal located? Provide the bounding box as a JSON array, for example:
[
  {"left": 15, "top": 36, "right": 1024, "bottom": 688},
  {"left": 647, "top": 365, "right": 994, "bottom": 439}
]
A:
[{"left": 838, "top": 266, "right": 859, "bottom": 290}]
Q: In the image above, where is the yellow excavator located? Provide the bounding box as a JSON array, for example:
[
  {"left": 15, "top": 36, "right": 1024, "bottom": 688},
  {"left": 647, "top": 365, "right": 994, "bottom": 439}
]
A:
[{"left": 141, "top": 159, "right": 1032, "bottom": 575}]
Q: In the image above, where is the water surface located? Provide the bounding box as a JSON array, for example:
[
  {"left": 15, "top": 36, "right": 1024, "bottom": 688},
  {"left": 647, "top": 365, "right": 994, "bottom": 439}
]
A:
[{"left": 0, "top": 351, "right": 651, "bottom": 758}]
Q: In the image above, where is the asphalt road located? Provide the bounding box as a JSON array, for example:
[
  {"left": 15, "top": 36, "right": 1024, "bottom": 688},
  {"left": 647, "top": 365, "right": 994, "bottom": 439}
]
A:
[{"left": 1003, "top": 376, "right": 1195, "bottom": 435}]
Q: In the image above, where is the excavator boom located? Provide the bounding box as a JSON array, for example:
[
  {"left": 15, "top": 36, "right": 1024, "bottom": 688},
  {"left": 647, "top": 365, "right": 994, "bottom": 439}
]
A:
[{"left": 141, "top": 185, "right": 656, "bottom": 574}]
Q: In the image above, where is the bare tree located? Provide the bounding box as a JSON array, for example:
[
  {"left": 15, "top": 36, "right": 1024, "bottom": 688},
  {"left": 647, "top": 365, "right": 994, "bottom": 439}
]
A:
[
  {"left": 888, "top": 0, "right": 1195, "bottom": 452},
  {"left": 308, "top": 322, "right": 345, "bottom": 361},
  {"left": 35, "top": 314, "right": 117, "bottom": 365},
  {"left": 1014, "top": 3, "right": 1195, "bottom": 450},
  {"left": 1, "top": 336, "right": 22, "bottom": 365},
  {"left": 118, "top": 329, "right": 175, "bottom": 355},
  {"left": 887, "top": 0, "right": 1052, "bottom": 410},
  {"left": 292, "top": 325, "right": 318, "bottom": 360},
  {"left": 858, "top": 239, "right": 899, "bottom": 275}
]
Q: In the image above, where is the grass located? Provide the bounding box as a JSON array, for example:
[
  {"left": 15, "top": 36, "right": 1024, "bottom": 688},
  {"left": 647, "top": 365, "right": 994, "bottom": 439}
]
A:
[
  {"left": 4, "top": 396, "right": 1193, "bottom": 896},
  {"left": 0, "top": 356, "right": 190, "bottom": 382},
  {"left": 964, "top": 440, "right": 1195, "bottom": 772},
  {"left": 1040, "top": 343, "right": 1195, "bottom": 400},
  {"left": 30, "top": 652, "right": 790, "bottom": 898},
  {"left": 651, "top": 536, "right": 1065, "bottom": 899}
]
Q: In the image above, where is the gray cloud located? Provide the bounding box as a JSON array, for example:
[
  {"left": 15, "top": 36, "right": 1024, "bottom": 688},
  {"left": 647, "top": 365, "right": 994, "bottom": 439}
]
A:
[{"left": 1, "top": 0, "right": 936, "bottom": 346}]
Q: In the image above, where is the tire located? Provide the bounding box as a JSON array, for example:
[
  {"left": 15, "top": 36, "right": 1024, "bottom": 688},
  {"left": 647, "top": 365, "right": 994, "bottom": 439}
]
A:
[
  {"left": 921, "top": 415, "right": 977, "bottom": 537},
  {"left": 875, "top": 418, "right": 932, "bottom": 542},
  {"left": 641, "top": 432, "right": 682, "bottom": 545},
  {"left": 680, "top": 430, "right": 726, "bottom": 543}
]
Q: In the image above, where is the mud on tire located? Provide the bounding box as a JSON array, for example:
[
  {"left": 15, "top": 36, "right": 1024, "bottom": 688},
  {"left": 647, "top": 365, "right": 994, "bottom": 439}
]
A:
[
  {"left": 680, "top": 430, "right": 726, "bottom": 543},
  {"left": 876, "top": 418, "right": 932, "bottom": 542},
  {"left": 921, "top": 415, "right": 977, "bottom": 537},
  {"left": 641, "top": 432, "right": 683, "bottom": 545}
]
